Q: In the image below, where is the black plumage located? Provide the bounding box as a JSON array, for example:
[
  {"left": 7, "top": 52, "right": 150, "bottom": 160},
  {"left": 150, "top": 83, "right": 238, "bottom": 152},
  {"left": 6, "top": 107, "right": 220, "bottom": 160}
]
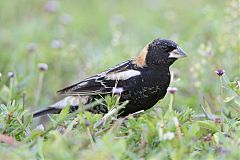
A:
[{"left": 33, "top": 38, "right": 186, "bottom": 118}]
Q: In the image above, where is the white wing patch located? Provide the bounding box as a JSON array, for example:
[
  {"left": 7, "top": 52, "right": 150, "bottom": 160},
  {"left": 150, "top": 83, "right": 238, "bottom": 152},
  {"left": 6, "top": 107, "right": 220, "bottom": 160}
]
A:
[
  {"left": 85, "top": 61, "right": 130, "bottom": 81},
  {"left": 69, "top": 81, "right": 89, "bottom": 91},
  {"left": 50, "top": 96, "right": 89, "bottom": 109},
  {"left": 105, "top": 70, "right": 141, "bottom": 80}
]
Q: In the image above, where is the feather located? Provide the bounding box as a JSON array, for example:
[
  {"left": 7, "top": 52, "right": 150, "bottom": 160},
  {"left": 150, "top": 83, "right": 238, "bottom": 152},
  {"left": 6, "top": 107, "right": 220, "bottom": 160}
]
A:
[{"left": 56, "top": 60, "right": 140, "bottom": 96}]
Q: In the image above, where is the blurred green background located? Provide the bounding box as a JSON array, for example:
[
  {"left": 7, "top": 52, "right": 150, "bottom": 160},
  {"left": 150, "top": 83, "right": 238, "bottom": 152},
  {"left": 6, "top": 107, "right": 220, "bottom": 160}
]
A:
[
  {"left": 1, "top": 0, "right": 238, "bottom": 113},
  {"left": 0, "top": 0, "right": 240, "bottom": 159}
]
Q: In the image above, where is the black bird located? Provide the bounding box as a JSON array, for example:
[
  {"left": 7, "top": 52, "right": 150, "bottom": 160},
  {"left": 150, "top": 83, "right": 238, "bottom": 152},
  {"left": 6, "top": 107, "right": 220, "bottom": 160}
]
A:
[{"left": 33, "top": 38, "right": 186, "bottom": 118}]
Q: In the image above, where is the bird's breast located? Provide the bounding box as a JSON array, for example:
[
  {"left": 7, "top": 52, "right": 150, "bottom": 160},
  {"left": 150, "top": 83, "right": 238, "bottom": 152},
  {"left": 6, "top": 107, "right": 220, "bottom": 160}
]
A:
[{"left": 121, "top": 70, "right": 170, "bottom": 103}]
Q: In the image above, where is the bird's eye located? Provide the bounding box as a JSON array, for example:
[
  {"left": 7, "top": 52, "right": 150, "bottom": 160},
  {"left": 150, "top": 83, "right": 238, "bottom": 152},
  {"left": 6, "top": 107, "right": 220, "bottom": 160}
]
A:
[{"left": 161, "top": 46, "right": 168, "bottom": 51}]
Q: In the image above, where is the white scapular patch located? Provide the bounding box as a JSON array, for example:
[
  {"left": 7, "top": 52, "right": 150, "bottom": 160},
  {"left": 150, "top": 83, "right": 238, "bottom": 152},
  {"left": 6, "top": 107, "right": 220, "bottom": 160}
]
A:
[
  {"left": 78, "top": 81, "right": 88, "bottom": 86},
  {"left": 68, "top": 81, "right": 88, "bottom": 92},
  {"left": 105, "top": 70, "right": 141, "bottom": 80},
  {"left": 50, "top": 96, "right": 89, "bottom": 109}
]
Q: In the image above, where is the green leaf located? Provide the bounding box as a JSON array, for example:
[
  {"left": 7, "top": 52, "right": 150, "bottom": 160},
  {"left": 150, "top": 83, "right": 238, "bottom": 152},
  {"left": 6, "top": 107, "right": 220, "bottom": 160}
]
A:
[
  {"left": 57, "top": 105, "right": 70, "bottom": 123},
  {"left": 197, "top": 120, "right": 219, "bottom": 132}
]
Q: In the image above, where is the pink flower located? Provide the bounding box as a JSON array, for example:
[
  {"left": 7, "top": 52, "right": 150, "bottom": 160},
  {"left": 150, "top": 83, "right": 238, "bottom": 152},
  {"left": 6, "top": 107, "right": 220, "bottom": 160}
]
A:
[
  {"left": 8, "top": 72, "right": 14, "bottom": 78},
  {"left": 167, "top": 87, "right": 178, "bottom": 94},
  {"left": 51, "top": 39, "right": 63, "bottom": 49},
  {"left": 27, "top": 42, "right": 37, "bottom": 53},
  {"left": 38, "top": 63, "right": 48, "bottom": 71},
  {"left": 44, "top": 0, "right": 58, "bottom": 13},
  {"left": 112, "top": 87, "right": 124, "bottom": 94},
  {"left": 215, "top": 69, "right": 225, "bottom": 76}
]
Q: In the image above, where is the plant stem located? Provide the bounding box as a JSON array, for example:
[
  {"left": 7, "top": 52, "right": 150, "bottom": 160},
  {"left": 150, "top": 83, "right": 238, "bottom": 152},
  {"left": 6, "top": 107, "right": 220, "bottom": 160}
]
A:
[
  {"left": 22, "top": 92, "right": 26, "bottom": 124},
  {"left": 79, "top": 96, "right": 95, "bottom": 146},
  {"left": 169, "top": 94, "right": 174, "bottom": 112},
  {"left": 219, "top": 76, "right": 224, "bottom": 132},
  {"left": 86, "top": 127, "right": 95, "bottom": 147},
  {"left": 9, "top": 78, "right": 14, "bottom": 102},
  {"left": 34, "top": 72, "right": 44, "bottom": 108},
  {"left": 168, "top": 71, "right": 174, "bottom": 112}
]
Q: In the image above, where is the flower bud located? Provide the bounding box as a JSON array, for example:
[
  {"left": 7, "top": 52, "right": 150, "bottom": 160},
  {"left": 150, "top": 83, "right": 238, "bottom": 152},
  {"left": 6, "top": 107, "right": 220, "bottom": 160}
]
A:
[
  {"left": 44, "top": 0, "right": 58, "bottom": 13},
  {"left": 215, "top": 69, "right": 225, "bottom": 76},
  {"left": 51, "top": 39, "right": 63, "bottom": 49},
  {"left": 112, "top": 87, "right": 124, "bottom": 94},
  {"left": 8, "top": 72, "right": 14, "bottom": 78},
  {"left": 167, "top": 87, "right": 178, "bottom": 94},
  {"left": 38, "top": 63, "right": 48, "bottom": 71},
  {"left": 84, "top": 119, "right": 90, "bottom": 127},
  {"left": 27, "top": 42, "right": 37, "bottom": 53}
]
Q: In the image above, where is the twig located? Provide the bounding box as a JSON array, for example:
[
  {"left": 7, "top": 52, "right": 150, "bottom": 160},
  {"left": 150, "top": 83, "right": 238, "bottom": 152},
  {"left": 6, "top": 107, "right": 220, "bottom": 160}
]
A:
[
  {"left": 94, "top": 100, "right": 129, "bottom": 128},
  {"left": 200, "top": 104, "right": 216, "bottom": 121},
  {"left": 123, "top": 110, "right": 144, "bottom": 120},
  {"left": 173, "top": 117, "right": 182, "bottom": 139}
]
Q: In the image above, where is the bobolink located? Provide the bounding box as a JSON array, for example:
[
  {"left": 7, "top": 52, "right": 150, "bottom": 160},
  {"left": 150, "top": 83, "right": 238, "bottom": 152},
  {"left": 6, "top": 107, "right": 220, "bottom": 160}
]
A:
[{"left": 33, "top": 38, "right": 186, "bottom": 118}]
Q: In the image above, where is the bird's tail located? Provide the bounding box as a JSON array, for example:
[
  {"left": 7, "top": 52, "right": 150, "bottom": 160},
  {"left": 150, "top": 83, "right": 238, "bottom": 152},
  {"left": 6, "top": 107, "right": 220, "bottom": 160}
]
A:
[
  {"left": 32, "top": 96, "right": 84, "bottom": 118},
  {"left": 33, "top": 107, "right": 61, "bottom": 118}
]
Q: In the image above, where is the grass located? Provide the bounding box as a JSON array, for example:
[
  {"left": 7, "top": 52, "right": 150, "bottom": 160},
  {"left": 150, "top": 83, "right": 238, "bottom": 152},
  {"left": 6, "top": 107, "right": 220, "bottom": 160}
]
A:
[{"left": 0, "top": 0, "right": 240, "bottom": 159}]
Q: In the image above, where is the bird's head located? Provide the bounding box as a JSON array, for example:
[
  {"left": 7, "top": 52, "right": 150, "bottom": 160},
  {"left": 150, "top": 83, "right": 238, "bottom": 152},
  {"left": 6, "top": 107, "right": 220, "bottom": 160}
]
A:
[{"left": 134, "top": 38, "right": 187, "bottom": 68}]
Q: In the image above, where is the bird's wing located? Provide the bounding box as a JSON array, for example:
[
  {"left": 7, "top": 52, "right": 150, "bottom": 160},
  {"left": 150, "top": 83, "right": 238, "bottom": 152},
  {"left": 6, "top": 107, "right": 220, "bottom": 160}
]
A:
[{"left": 57, "top": 60, "right": 141, "bottom": 96}]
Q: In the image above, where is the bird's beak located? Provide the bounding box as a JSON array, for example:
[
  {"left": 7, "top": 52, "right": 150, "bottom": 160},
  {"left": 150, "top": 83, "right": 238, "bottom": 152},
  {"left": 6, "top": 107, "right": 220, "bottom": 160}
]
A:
[{"left": 169, "top": 46, "right": 187, "bottom": 58}]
